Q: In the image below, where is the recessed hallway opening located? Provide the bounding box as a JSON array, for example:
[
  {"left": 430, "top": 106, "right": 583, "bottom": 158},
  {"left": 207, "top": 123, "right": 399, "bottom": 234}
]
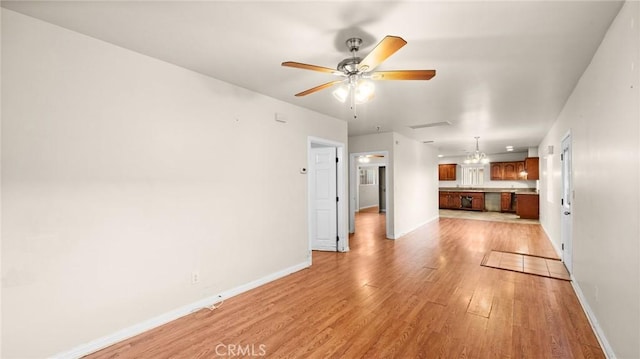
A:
[{"left": 87, "top": 212, "right": 603, "bottom": 358}]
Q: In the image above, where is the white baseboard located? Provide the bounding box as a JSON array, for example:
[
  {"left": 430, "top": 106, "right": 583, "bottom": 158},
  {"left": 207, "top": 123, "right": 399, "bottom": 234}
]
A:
[
  {"left": 389, "top": 215, "right": 439, "bottom": 240},
  {"left": 570, "top": 279, "right": 616, "bottom": 359},
  {"left": 54, "top": 260, "right": 311, "bottom": 359},
  {"left": 358, "top": 204, "right": 379, "bottom": 210},
  {"left": 313, "top": 245, "right": 338, "bottom": 251}
]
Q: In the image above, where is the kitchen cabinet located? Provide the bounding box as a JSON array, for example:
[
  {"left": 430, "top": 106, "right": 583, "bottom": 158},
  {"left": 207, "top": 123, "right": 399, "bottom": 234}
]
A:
[
  {"left": 516, "top": 193, "right": 539, "bottom": 219},
  {"left": 517, "top": 162, "right": 526, "bottom": 180},
  {"left": 490, "top": 161, "right": 526, "bottom": 181},
  {"left": 439, "top": 192, "right": 461, "bottom": 209},
  {"left": 502, "top": 162, "right": 518, "bottom": 180},
  {"left": 490, "top": 163, "right": 503, "bottom": 180},
  {"left": 451, "top": 194, "right": 462, "bottom": 209},
  {"left": 439, "top": 192, "right": 450, "bottom": 208},
  {"left": 439, "top": 191, "right": 483, "bottom": 211},
  {"left": 471, "top": 193, "right": 485, "bottom": 211},
  {"left": 501, "top": 192, "right": 513, "bottom": 212},
  {"left": 438, "top": 164, "right": 457, "bottom": 181},
  {"left": 524, "top": 157, "right": 539, "bottom": 180}
]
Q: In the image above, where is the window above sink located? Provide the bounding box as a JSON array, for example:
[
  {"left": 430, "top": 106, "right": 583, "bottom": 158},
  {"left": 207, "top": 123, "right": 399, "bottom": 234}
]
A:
[{"left": 461, "top": 164, "right": 485, "bottom": 186}]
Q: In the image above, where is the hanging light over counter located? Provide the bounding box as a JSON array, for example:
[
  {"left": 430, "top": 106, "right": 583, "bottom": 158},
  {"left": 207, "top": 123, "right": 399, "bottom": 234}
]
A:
[{"left": 464, "top": 137, "right": 489, "bottom": 164}]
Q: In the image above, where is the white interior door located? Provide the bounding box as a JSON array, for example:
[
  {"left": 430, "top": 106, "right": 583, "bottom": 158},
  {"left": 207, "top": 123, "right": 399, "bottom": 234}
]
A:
[
  {"left": 310, "top": 146, "right": 337, "bottom": 251},
  {"left": 561, "top": 134, "right": 573, "bottom": 273}
]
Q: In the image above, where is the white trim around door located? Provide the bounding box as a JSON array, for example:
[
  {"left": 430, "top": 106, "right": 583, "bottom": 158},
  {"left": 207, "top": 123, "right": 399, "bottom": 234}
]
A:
[{"left": 308, "top": 137, "right": 348, "bottom": 255}]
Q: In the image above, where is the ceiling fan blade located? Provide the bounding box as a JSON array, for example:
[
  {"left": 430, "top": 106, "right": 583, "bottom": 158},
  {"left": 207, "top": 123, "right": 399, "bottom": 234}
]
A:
[
  {"left": 295, "top": 80, "right": 344, "bottom": 97},
  {"left": 358, "top": 35, "right": 407, "bottom": 72},
  {"left": 282, "top": 61, "right": 340, "bottom": 75},
  {"left": 370, "top": 70, "right": 436, "bottom": 81}
]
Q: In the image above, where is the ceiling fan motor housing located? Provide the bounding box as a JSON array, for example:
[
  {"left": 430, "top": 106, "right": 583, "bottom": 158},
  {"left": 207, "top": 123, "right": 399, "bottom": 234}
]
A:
[
  {"left": 337, "top": 37, "right": 365, "bottom": 74},
  {"left": 337, "top": 57, "right": 362, "bottom": 74}
]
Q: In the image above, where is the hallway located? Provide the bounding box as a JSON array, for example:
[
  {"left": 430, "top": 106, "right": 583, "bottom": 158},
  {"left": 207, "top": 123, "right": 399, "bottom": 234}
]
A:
[{"left": 88, "top": 212, "right": 603, "bottom": 358}]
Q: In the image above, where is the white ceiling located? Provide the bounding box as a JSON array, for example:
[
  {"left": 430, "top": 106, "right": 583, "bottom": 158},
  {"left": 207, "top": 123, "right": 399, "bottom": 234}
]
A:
[{"left": 2, "top": 1, "right": 623, "bottom": 156}]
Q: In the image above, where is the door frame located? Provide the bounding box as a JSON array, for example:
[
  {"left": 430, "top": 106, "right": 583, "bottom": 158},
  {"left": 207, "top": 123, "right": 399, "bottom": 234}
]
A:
[
  {"left": 560, "top": 130, "right": 573, "bottom": 273},
  {"left": 356, "top": 162, "right": 384, "bottom": 211},
  {"left": 378, "top": 166, "right": 387, "bottom": 212},
  {"left": 308, "top": 137, "right": 348, "bottom": 257},
  {"left": 349, "top": 151, "right": 390, "bottom": 238}
]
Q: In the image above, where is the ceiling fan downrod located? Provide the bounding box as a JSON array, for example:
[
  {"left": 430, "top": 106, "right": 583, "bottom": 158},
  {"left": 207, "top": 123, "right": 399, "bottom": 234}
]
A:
[{"left": 337, "top": 37, "right": 363, "bottom": 75}]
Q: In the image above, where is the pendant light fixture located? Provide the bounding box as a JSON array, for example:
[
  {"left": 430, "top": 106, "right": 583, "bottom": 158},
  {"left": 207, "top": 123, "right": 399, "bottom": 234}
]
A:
[{"left": 464, "top": 137, "right": 489, "bottom": 164}]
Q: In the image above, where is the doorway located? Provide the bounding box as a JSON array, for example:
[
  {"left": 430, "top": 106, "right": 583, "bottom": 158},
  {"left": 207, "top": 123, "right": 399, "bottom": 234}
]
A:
[
  {"left": 378, "top": 166, "right": 386, "bottom": 213},
  {"left": 349, "top": 151, "right": 390, "bottom": 238},
  {"left": 560, "top": 132, "right": 573, "bottom": 273},
  {"left": 308, "top": 137, "right": 347, "bottom": 254}
]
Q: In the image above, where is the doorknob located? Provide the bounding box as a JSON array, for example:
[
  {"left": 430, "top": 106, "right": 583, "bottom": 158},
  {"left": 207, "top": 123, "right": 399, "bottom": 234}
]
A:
[{"left": 564, "top": 211, "right": 571, "bottom": 215}]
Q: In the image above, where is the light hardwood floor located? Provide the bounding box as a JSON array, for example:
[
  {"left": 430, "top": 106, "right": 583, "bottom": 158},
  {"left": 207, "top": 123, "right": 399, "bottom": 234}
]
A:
[{"left": 87, "top": 211, "right": 603, "bottom": 358}]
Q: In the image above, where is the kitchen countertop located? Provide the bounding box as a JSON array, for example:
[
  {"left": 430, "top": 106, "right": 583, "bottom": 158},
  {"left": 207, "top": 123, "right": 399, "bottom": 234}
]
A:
[{"left": 439, "top": 187, "right": 537, "bottom": 194}]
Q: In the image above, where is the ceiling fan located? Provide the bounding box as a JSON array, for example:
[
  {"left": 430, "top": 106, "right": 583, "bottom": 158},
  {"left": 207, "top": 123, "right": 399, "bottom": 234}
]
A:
[{"left": 282, "top": 35, "right": 436, "bottom": 117}]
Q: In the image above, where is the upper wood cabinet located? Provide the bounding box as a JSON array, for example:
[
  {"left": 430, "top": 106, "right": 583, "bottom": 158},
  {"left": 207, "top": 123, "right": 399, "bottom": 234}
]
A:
[
  {"left": 438, "top": 164, "right": 457, "bottom": 181},
  {"left": 524, "top": 157, "right": 539, "bottom": 180},
  {"left": 490, "top": 161, "right": 529, "bottom": 181},
  {"left": 516, "top": 162, "right": 526, "bottom": 180},
  {"left": 502, "top": 162, "right": 518, "bottom": 180},
  {"left": 490, "top": 163, "right": 503, "bottom": 180}
]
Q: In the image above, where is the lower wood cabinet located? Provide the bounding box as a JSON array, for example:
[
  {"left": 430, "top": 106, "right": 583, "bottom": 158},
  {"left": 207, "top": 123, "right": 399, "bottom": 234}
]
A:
[
  {"left": 516, "top": 193, "right": 539, "bottom": 219},
  {"left": 471, "top": 194, "right": 484, "bottom": 211},
  {"left": 439, "top": 192, "right": 449, "bottom": 208},
  {"left": 501, "top": 192, "right": 515, "bottom": 212},
  {"left": 439, "top": 192, "right": 461, "bottom": 209},
  {"left": 439, "top": 191, "right": 484, "bottom": 211}
]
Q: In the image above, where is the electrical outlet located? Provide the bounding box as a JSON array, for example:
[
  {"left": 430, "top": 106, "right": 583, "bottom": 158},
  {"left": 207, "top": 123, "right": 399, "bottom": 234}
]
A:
[{"left": 191, "top": 271, "right": 200, "bottom": 285}]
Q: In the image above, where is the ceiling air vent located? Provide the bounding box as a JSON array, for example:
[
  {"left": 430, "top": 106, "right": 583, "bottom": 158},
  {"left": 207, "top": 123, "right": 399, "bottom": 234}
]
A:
[
  {"left": 422, "top": 140, "right": 435, "bottom": 144},
  {"left": 409, "top": 121, "right": 451, "bottom": 130}
]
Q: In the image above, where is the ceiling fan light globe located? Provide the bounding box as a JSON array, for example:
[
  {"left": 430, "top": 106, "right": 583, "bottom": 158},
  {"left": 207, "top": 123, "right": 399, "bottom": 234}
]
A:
[
  {"left": 332, "top": 85, "right": 349, "bottom": 103},
  {"left": 354, "top": 80, "right": 375, "bottom": 104}
]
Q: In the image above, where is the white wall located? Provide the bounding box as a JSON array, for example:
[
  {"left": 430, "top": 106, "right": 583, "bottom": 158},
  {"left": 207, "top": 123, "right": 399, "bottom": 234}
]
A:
[
  {"left": 438, "top": 152, "right": 537, "bottom": 189},
  {"left": 539, "top": 2, "right": 639, "bottom": 357},
  {"left": 357, "top": 181, "right": 379, "bottom": 209},
  {"left": 1, "top": 10, "right": 347, "bottom": 358},
  {"left": 392, "top": 133, "right": 439, "bottom": 238}
]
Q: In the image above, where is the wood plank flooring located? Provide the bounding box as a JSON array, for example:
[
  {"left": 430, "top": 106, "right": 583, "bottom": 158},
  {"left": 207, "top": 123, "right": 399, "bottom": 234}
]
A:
[{"left": 86, "top": 211, "right": 603, "bottom": 358}]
